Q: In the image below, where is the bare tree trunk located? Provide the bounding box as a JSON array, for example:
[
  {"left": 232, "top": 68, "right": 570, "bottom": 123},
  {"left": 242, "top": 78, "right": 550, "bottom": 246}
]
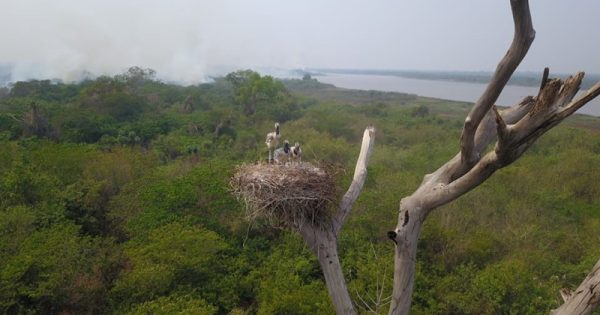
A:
[
  {"left": 389, "top": 197, "right": 423, "bottom": 314},
  {"left": 301, "top": 228, "right": 356, "bottom": 315},
  {"left": 297, "top": 126, "right": 376, "bottom": 315},
  {"left": 552, "top": 258, "right": 600, "bottom": 315}
]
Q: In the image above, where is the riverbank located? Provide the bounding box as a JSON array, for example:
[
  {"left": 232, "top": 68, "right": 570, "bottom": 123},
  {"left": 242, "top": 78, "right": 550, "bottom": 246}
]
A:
[{"left": 315, "top": 73, "right": 600, "bottom": 116}]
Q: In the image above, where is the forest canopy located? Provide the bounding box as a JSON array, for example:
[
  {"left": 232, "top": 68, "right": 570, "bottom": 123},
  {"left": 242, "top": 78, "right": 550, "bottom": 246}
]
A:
[{"left": 1, "top": 67, "right": 599, "bottom": 314}]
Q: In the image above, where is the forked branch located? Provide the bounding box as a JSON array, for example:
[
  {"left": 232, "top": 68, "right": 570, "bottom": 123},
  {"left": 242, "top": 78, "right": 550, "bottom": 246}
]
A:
[
  {"left": 428, "top": 72, "right": 600, "bottom": 209},
  {"left": 297, "top": 126, "right": 376, "bottom": 315},
  {"left": 458, "top": 0, "right": 535, "bottom": 176}
]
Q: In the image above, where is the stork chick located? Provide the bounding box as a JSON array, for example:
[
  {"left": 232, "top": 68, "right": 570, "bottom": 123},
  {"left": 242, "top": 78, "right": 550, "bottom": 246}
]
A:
[
  {"left": 273, "top": 140, "right": 291, "bottom": 164},
  {"left": 265, "top": 122, "right": 281, "bottom": 163},
  {"left": 290, "top": 142, "right": 302, "bottom": 164}
]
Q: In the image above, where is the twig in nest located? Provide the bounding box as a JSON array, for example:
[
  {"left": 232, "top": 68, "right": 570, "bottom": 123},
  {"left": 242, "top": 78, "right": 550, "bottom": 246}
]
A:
[{"left": 230, "top": 162, "right": 336, "bottom": 230}]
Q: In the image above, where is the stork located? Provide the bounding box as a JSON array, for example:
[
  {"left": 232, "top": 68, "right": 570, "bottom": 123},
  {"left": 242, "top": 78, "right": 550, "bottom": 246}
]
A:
[
  {"left": 265, "top": 122, "right": 281, "bottom": 163},
  {"left": 290, "top": 142, "right": 302, "bottom": 164},
  {"left": 273, "top": 140, "right": 291, "bottom": 164}
]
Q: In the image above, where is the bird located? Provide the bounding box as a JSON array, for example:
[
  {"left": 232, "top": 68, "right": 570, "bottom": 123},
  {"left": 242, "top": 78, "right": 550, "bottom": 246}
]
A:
[
  {"left": 273, "top": 140, "right": 291, "bottom": 164},
  {"left": 265, "top": 122, "right": 281, "bottom": 164},
  {"left": 290, "top": 142, "right": 302, "bottom": 164}
]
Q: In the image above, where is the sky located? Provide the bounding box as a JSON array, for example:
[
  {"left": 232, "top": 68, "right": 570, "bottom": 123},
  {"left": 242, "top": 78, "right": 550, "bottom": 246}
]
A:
[{"left": 1, "top": 0, "right": 599, "bottom": 83}]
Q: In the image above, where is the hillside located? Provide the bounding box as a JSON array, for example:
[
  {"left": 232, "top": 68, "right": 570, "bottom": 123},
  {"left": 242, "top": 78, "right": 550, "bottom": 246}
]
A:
[{"left": 1, "top": 69, "right": 599, "bottom": 314}]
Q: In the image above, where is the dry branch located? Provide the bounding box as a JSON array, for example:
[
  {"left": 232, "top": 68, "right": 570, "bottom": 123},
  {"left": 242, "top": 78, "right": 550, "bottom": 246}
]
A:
[
  {"left": 552, "top": 258, "right": 600, "bottom": 315},
  {"left": 334, "top": 126, "right": 376, "bottom": 235},
  {"left": 458, "top": 0, "right": 535, "bottom": 177}
]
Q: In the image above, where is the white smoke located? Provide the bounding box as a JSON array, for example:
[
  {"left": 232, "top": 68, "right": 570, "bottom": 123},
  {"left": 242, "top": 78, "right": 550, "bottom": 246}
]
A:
[
  {"left": 0, "top": 0, "right": 286, "bottom": 84},
  {"left": 0, "top": 0, "right": 598, "bottom": 84}
]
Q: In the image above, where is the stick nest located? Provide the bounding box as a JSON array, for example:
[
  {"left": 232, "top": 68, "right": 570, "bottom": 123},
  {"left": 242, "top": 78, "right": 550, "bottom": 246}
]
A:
[{"left": 230, "top": 162, "right": 336, "bottom": 229}]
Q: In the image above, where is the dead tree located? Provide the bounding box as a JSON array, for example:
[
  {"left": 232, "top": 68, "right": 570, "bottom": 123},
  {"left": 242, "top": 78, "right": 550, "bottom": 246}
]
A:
[
  {"left": 294, "top": 0, "right": 600, "bottom": 314},
  {"left": 233, "top": 1, "right": 600, "bottom": 313},
  {"left": 384, "top": 0, "right": 600, "bottom": 314},
  {"left": 5, "top": 102, "right": 51, "bottom": 138},
  {"left": 297, "top": 126, "right": 375, "bottom": 315},
  {"left": 231, "top": 127, "right": 375, "bottom": 315}
]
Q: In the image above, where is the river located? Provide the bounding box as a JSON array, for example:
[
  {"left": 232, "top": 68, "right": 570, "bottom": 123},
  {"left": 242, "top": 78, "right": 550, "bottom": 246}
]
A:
[{"left": 315, "top": 73, "right": 600, "bottom": 116}]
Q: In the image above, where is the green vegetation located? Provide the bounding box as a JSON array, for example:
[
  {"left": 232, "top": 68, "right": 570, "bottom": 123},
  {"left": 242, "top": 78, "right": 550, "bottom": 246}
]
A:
[{"left": 1, "top": 67, "right": 599, "bottom": 314}]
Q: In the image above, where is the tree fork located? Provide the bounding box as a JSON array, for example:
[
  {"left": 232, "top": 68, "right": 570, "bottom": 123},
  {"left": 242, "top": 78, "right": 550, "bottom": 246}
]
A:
[
  {"left": 386, "top": 1, "right": 600, "bottom": 314},
  {"left": 298, "top": 126, "right": 375, "bottom": 314}
]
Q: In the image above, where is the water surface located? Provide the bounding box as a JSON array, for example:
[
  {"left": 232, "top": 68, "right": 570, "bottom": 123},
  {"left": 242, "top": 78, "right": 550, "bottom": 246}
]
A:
[{"left": 316, "top": 73, "right": 600, "bottom": 116}]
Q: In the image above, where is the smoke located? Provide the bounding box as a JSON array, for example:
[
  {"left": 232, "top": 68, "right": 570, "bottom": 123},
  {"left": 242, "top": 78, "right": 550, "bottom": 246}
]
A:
[
  {"left": 0, "top": 0, "right": 300, "bottom": 84},
  {"left": 0, "top": 0, "right": 598, "bottom": 84}
]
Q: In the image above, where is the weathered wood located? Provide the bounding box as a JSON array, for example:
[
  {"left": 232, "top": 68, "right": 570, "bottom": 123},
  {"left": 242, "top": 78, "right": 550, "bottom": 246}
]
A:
[
  {"left": 300, "top": 228, "right": 357, "bottom": 315},
  {"left": 389, "top": 197, "right": 423, "bottom": 315},
  {"left": 334, "top": 126, "right": 376, "bottom": 235},
  {"left": 552, "top": 258, "right": 600, "bottom": 315},
  {"left": 389, "top": 80, "right": 600, "bottom": 315},
  {"left": 538, "top": 67, "right": 550, "bottom": 92},
  {"left": 458, "top": 0, "right": 534, "bottom": 177},
  {"left": 387, "top": 95, "right": 538, "bottom": 315},
  {"left": 386, "top": 1, "right": 600, "bottom": 314},
  {"left": 298, "top": 126, "right": 375, "bottom": 314}
]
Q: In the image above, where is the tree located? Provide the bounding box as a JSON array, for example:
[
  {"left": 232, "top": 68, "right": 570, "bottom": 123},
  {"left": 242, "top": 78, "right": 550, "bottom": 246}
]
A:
[
  {"left": 291, "top": 1, "right": 600, "bottom": 314},
  {"left": 115, "top": 66, "right": 157, "bottom": 94},
  {"left": 4, "top": 102, "right": 52, "bottom": 138},
  {"left": 225, "top": 70, "right": 289, "bottom": 116}
]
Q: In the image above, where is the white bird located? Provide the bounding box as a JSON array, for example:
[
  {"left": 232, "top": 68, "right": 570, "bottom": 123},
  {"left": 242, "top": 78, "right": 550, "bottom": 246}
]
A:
[
  {"left": 265, "top": 122, "right": 281, "bottom": 163},
  {"left": 273, "top": 140, "right": 291, "bottom": 164},
  {"left": 290, "top": 142, "right": 302, "bottom": 164}
]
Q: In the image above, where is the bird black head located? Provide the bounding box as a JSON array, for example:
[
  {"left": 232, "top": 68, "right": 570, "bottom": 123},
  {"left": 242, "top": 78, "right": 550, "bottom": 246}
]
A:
[
  {"left": 283, "top": 140, "right": 290, "bottom": 153},
  {"left": 275, "top": 122, "right": 280, "bottom": 135}
]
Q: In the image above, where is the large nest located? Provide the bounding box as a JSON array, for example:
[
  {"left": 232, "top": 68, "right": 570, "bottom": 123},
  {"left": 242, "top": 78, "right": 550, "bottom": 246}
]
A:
[{"left": 230, "top": 162, "right": 336, "bottom": 229}]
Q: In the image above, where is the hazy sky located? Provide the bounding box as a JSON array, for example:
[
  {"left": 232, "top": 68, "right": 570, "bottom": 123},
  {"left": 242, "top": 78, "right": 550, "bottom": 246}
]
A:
[{"left": 1, "top": 0, "right": 599, "bottom": 83}]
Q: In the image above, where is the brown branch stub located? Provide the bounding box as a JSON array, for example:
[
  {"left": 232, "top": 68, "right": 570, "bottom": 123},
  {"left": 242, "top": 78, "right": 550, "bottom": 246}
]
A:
[
  {"left": 458, "top": 0, "right": 534, "bottom": 176},
  {"left": 538, "top": 67, "right": 550, "bottom": 92},
  {"left": 492, "top": 106, "right": 509, "bottom": 141},
  {"left": 334, "top": 126, "right": 376, "bottom": 235}
]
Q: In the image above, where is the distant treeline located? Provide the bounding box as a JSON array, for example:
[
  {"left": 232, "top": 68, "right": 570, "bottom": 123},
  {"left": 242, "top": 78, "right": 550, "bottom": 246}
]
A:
[{"left": 309, "top": 68, "right": 600, "bottom": 89}]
